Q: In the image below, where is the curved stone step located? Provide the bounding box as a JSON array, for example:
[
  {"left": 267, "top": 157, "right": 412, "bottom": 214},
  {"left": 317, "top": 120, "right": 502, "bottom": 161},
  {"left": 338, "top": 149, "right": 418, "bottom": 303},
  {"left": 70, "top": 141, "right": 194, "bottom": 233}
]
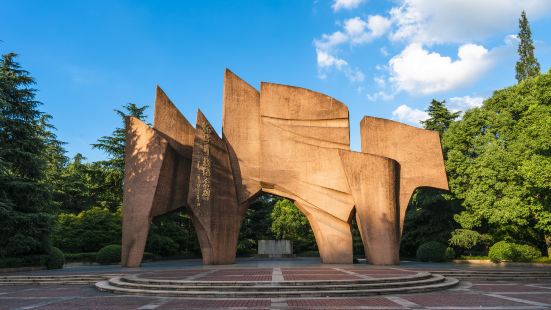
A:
[
  {"left": 108, "top": 274, "right": 445, "bottom": 292},
  {"left": 431, "top": 270, "right": 551, "bottom": 280},
  {"left": 122, "top": 272, "right": 432, "bottom": 287},
  {"left": 95, "top": 275, "right": 459, "bottom": 298},
  {"left": 0, "top": 274, "right": 120, "bottom": 285}
]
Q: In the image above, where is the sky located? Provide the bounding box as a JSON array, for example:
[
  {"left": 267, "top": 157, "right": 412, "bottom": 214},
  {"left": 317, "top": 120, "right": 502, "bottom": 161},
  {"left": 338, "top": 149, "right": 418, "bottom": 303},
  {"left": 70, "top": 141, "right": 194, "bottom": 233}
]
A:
[{"left": 1, "top": 0, "right": 551, "bottom": 161}]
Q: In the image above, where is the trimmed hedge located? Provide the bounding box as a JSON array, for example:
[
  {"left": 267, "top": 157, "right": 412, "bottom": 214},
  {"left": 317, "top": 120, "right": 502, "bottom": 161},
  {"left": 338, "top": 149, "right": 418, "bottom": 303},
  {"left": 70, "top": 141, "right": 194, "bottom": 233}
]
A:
[
  {"left": 96, "top": 244, "right": 121, "bottom": 264},
  {"left": 0, "top": 255, "right": 48, "bottom": 269},
  {"left": 445, "top": 247, "right": 456, "bottom": 260},
  {"left": 46, "top": 247, "right": 65, "bottom": 269},
  {"left": 488, "top": 241, "right": 542, "bottom": 263},
  {"left": 416, "top": 241, "right": 448, "bottom": 262},
  {"left": 64, "top": 252, "right": 97, "bottom": 263}
]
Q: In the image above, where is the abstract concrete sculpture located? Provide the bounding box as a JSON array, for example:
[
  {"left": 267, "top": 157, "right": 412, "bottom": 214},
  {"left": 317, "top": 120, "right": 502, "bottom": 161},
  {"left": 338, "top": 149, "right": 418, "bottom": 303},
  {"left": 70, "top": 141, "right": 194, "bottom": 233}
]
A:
[{"left": 121, "top": 70, "right": 448, "bottom": 267}]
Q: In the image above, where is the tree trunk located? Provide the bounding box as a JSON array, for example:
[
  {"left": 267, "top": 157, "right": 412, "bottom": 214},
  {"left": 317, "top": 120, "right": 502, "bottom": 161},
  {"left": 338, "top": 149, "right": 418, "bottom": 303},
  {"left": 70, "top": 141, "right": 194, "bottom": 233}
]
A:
[{"left": 546, "top": 234, "right": 551, "bottom": 258}]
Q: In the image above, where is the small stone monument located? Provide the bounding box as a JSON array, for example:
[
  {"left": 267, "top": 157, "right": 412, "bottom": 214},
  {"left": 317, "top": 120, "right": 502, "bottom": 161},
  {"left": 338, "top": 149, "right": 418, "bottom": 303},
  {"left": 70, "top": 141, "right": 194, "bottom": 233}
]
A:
[{"left": 257, "top": 240, "right": 294, "bottom": 258}]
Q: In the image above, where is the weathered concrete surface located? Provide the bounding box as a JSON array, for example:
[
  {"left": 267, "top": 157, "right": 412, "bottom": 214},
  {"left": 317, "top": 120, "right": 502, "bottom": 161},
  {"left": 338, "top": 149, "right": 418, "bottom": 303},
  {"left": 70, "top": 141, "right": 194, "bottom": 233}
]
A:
[
  {"left": 222, "top": 70, "right": 262, "bottom": 203},
  {"left": 121, "top": 70, "right": 449, "bottom": 267},
  {"left": 121, "top": 117, "right": 169, "bottom": 267},
  {"left": 259, "top": 83, "right": 355, "bottom": 264},
  {"left": 339, "top": 150, "right": 400, "bottom": 265},
  {"left": 360, "top": 117, "right": 449, "bottom": 235},
  {"left": 187, "top": 110, "right": 245, "bottom": 265}
]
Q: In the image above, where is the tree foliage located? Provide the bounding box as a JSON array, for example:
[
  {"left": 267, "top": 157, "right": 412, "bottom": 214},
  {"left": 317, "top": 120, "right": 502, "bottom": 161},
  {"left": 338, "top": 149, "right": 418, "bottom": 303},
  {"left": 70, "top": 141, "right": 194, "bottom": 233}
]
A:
[
  {"left": 0, "top": 53, "right": 55, "bottom": 258},
  {"left": 420, "top": 99, "right": 460, "bottom": 136},
  {"left": 444, "top": 70, "right": 551, "bottom": 256},
  {"left": 515, "top": 11, "right": 540, "bottom": 82},
  {"left": 271, "top": 199, "right": 316, "bottom": 253}
]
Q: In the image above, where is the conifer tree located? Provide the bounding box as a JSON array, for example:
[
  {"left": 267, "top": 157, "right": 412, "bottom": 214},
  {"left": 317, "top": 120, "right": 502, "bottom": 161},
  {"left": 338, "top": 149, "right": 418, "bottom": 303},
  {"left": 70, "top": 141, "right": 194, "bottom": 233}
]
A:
[
  {"left": 420, "top": 99, "right": 460, "bottom": 137},
  {"left": 515, "top": 10, "right": 540, "bottom": 82},
  {"left": 91, "top": 103, "right": 148, "bottom": 210},
  {"left": 0, "top": 53, "right": 53, "bottom": 257}
]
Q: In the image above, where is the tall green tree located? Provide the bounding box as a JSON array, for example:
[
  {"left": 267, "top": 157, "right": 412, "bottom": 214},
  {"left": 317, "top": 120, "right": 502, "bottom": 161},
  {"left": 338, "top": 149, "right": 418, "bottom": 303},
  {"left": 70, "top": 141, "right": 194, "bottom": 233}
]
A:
[
  {"left": 91, "top": 103, "right": 148, "bottom": 210},
  {"left": 444, "top": 71, "right": 551, "bottom": 257},
  {"left": 515, "top": 11, "right": 540, "bottom": 82},
  {"left": 0, "top": 53, "right": 54, "bottom": 257},
  {"left": 271, "top": 199, "right": 316, "bottom": 253},
  {"left": 420, "top": 99, "right": 460, "bottom": 137}
]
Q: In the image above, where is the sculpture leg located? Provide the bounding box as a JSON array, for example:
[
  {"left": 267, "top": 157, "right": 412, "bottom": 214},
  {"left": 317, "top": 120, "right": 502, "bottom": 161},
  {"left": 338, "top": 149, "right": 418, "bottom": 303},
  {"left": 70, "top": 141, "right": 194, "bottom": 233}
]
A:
[
  {"left": 339, "top": 150, "right": 400, "bottom": 265},
  {"left": 121, "top": 213, "right": 151, "bottom": 267},
  {"left": 295, "top": 201, "right": 353, "bottom": 264}
]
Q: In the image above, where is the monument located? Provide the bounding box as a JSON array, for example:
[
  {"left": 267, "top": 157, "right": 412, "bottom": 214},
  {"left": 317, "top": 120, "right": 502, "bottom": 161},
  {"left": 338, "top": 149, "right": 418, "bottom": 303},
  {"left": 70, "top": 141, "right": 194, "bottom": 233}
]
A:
[{"left": 121, "top": 70, "right": 448, "bottom": 267}]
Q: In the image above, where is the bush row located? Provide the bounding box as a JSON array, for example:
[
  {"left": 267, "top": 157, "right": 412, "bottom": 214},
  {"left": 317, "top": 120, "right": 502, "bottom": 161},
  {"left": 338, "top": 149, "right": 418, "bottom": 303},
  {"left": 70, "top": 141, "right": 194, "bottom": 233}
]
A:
[
  {"left": 415, "top": 240, "right": 543, "bottom": 263},
  {"left": 488, "top": 241, "right": 542, "bottom": 263},
  {"left": 416, "top": 241, "right": 455, "bottom": 262}
]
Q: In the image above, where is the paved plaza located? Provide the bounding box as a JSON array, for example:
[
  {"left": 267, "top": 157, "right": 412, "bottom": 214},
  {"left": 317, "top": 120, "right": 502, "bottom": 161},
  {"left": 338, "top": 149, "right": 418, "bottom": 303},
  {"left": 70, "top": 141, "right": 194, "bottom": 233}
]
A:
[{"left": 1, "top": 258, "right": 551, "bottom": 309}]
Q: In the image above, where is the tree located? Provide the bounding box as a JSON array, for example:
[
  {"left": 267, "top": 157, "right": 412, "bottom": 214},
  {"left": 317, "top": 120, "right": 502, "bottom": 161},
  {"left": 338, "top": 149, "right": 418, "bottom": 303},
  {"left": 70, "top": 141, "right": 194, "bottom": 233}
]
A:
[
  {"left": 420, "top": 99, "right": 460, "bottom": 137},
  {"left": 0, "top": 53, "right": 54, "bottom": 257},
  {"left": 271, "top": 199, "right": 316, "bottom": 253},
  {"left": 238, "top": 195, "right": 277, "bottom": 254},
  {"left": 515, "top": 11, "right": 540, "bottom": 82},
  {"left": 91, "top": 103, "right": 148, "bottom": 210},
  {"left": 443, "top": 71, "right": 551, "bottom": 257}
]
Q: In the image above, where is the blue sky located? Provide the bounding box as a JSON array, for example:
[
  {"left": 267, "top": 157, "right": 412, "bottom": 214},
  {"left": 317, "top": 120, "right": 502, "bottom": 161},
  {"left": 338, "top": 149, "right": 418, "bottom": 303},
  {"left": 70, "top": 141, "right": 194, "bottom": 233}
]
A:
[{"left": 2, "top": 0, "right": 551, "bottom": 161}]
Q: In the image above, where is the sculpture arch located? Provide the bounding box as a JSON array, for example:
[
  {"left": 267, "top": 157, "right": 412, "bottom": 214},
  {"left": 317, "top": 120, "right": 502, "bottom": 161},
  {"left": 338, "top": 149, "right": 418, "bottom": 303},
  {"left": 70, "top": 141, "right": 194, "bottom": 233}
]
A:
[{"left": 121, "top": 70, "right": 448, "bottom": 267}]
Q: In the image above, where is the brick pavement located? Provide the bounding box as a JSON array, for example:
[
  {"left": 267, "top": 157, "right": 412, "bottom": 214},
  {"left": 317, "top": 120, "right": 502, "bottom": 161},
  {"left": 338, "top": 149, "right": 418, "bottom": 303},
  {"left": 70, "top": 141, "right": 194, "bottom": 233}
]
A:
[{"left": 2, "top": 264, "right": 551, "bottom": 309}]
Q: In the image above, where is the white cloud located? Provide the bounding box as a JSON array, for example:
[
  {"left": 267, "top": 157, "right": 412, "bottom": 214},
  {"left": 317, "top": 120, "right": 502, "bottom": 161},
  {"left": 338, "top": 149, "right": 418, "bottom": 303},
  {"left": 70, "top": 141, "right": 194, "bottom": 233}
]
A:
[
  {"left": 389, "top": 0, "right": 551, "bottom": 44},
  {"left": 344, "top": 67, "right": 365, "bottom": 82},
  {"left": 344, "top": 16, "right": 391, "bottom": 44},
  {"left": 448, "top": 96, "right": 484, "bottom": 113},
  {"left": 316, "top": 49, "right": 347, "bottom": 70},
  {"left": 392, "top": 104, "right": 429, "bottom": 125},
  {"left": 314, "top": 15, "right": 390, "bottom": 82},
  {"left": 388, "top": 43, "right": 492, "bottom": 94},
  {"left": 367, "top": 90, "right": 394, "bottom": 102},
  {"left": 315, "top": 31, "right": 348, "bottom": 51},
  {"left": 315, "top": 49, "right": 365, "bottom": 82},
  {"left": 332, "top": 0, "right": 365, "bottom": 12}
]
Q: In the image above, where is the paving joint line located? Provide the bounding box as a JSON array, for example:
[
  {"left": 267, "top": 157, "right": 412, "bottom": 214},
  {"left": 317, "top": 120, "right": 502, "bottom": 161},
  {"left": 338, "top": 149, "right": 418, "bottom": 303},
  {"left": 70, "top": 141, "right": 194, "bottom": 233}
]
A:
[
  {"left": 332, "top": 267, "right": 374, "bottom": 279},
  {"left": 185, "top": 269, "right": 218, "bottom": 281},
  {"left": 385, "top": 295, "right": 426, "bottom": 309},
  {"left": 483, "top": 293, "right": 551, "bottom": 307},
  {"left": 137, "top": 297, "right": 172, "bottom": 309},
  {"left": 270, "top": 297, "right": 288, "bottom": 309},
  {"left": 271, "top": 267, "right": 284, "bottom": 282},
  {"left": 14, "top": 296, "right": 77, "bottom": 310}
]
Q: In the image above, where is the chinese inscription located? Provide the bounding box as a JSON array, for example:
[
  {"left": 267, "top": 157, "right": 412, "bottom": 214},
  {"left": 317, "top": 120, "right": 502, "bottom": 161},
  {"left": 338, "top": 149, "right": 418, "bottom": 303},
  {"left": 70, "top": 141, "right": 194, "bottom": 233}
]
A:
[{"left": 196, "top": 124, "right": 212, "bottom": 207}]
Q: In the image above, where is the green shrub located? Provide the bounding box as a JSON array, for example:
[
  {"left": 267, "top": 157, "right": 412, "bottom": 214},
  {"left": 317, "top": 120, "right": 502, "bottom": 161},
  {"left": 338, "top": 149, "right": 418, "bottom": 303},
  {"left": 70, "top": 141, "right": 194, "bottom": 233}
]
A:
[
  {"left": 416, "top": 241, "right": 448, "bottom": 262},
  {"left": 145, "top": 234, "right": 179, "bottom": 257},
  {"left": 96, "top": 244, "right": 121, "bottom": 264},
  {"left": 143, "top": 252, "right": 160, "bottom": 261},
  {"left": 64, "top": 252, "right": 97, "bottom": 263},
  {"left": 52, "top": 207, "right": 121, "bottom": 253},
  {"left": 445, "top": 247, "right": 456, "bottom": 260},
  {"left": 0, "top": 255, "right": 48, "bottom": 268},
  {"left": 488, "top": 241, "right": 517, "bottom": 262},
  {"left": 46, "top": 247, "right": 65, "bottom": 269},
  {"left": 515, "top": 244, "right": 542, "bottom": 262},
  {"left": 488, "top": 241, "right": 542, "bottom": 263}
]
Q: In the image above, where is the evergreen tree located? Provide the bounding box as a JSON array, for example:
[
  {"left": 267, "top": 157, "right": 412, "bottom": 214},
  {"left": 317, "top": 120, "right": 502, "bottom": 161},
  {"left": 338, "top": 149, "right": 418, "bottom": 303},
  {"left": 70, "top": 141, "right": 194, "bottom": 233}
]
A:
[
  {"left": 420, "top": 99, "right": 460, "bottom": 137},
  {"left": 0, "top": 53, "right": 53, "bottom": 257},
  {"left": 91, "top": 103, "right": 148, "bottom": 210},
  {"left": 515, "top": 11, "right": 540, "bottom": 82}
]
